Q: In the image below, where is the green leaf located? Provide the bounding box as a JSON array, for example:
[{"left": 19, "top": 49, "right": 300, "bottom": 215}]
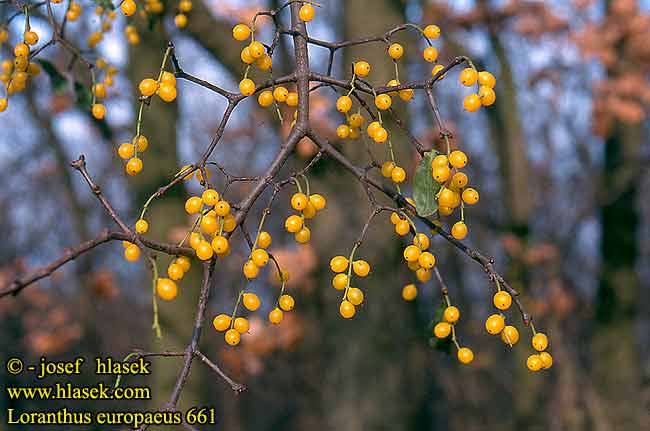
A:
[
  {"left": 37, "top": 59, "right": 67, "bottom": 94},
  {"left": 73, "top": 81, "right": 92, "bottom": 110},
  {"left": 413, "top": 150, "right": 441, "bottom": 217}
]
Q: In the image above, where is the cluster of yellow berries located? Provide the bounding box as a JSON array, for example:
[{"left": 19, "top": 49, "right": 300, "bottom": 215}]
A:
[
  {"left": 122, "top": 240, "right": 142, "bottom": 263},
  {"left": 430, "top": 151, "right": 479, "bottom": 239},
  {"left": 284, "top": 192, "right": 326, "bottom": 244},
  {"left": 213, "top": 291, "right": 262, "bottom": 346},
  {"left": 117, "top": 134, "right": 148, "bottom": 176},
  {"left": 268, "top": 290, "right": 295, "bottom": 325},
  {"left": 87, "top": 6, "right": 119, "bottom": 49},
  {"left": 65, "top": 2, "right": 82, "bottom": 22},
  {"left": 433, "top": 304, "right": 474, "bottom": 364},
  {"left": 242, "top": 230, "right": 272, "bottom": 280},
  {"left": 155, "top": 256, "right": 191, "bottom": 301},
  {"left": 329, "top": 255, "right": 371, "bottom": 319},
  {"left": 90, "top": 59, "right": 119, "bottom": 120},
  {"left": 380, "top": 160, "right": 407, "bottom": 185},
  {"left": 139, "top": 70, "right": 177, "bottom": 103},
  {"left": 0, "top": 31, "right": 41, "bottom": 111},
  {"left": 485, "top": 289, "right": 553, "bottom": 371},
  {"left": 257, "top": 86, "right": 298, "bottom": 109},
  {"left": 402, "top": 231, "right": 437, "bottom": 283},
  {"left": 125, "top": 25, "right": 141, "bottom": 45},
  {"left": 459, "top": 68, "right": 497, "bottom": 112},
  {"left": 231, "top": 23, "right": 269, "bottom": 97},
  {"left": 173, "top": 0, "right": 193, "bottom": 29},
  {"left": 183, "top": 188, "right": 237, "bottom": 262}
]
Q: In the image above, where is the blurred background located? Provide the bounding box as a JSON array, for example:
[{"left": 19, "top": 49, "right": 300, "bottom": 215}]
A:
[{"left": 1, "top": 0, "right": 649, "bottom": 430}]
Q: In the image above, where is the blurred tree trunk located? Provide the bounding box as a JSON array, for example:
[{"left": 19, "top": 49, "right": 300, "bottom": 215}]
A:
[
  {"left": 127, "top": 25, "right": 206, "bottom": 411},
  {"left": 592, "top": 117, "right": 641, "bottom": 428},
  {"left": 590, "top": 2, "right": 642, "bottom": 427},
  {"left": 483, "top": 26, "right": 540, "bottom": 424},
  {"left": 305, "top": 1, "right": 432, "bottom": 430}
]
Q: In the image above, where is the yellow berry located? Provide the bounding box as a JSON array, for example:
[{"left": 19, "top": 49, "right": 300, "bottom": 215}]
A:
[
  {"left": 391, "top": 166, "right": 406, "bottom": 183},
  {"left": 239, "top": 78, "right": 255, "bottom": 96},
  {"left": 278, "top": 294, "right": 295, "bottom": 311},
  {"left": 174, "top": 14, "right": 187, "bottom": 29},
  {"left": 457, "top": 347, "right": 474, "bottom": 364},
  {"left": 299, "top": 3, "right": 314, "bottom": 21},
  {"left": 120, "top": 0, "right": 137, "bottom": 16},
  {"left": 309, "top": 194, "right": 326, "bottom": 211},
  {"left": 195, "top": 240, "right": 214, "bottom": 260},
  {"left": 433, "top": 322, "right": 451, "bottom": 338},
  {"left": 459, "top": 68, "right": 478, "bottom": 86},
  {"left": 423, "top": 25, "right": 441, "bottom": 39},
  {"left": 224, "top": 328, "right": 240, "bottom": 346},
  {"left": 448, "top": 150, "right": 468, "bottom": 169},
  {"left": 273, "top": 86, "right": 289, "bottom": 102},
  {"left": 403, "top": 245, "right": 421, "bottom": 263},
  {"left": 352, "top": 260, "right": 370, "bottom": 277},
  {"left": 532, "top": 333, "right": 549, "bottom": 352},
  {"left": 256, "top": 231, "right": 272, "bottom": 249},
  {"left": 387, "top": 43, "right": 403, "bottom": 60},
  {"left": 167, "top": 263, "right": 184, "bottom": 281},
  {"left": 443, "top": 305, "right": 460, "bottom": 323},
  {"left": 124, "top": 244, "right": 141, "bottom": 262},
  {"left": 493, "top": 291, "right": 512, "bottom": 310},
  {"left": 125, "top": 157, "right": 143, "bottom": 176},
  {"left": 461, "top": 188, "right": 479, "bottom": 205},
  {"left": 269, "top": 307, "right": 283, "bottom": 324},
  {"left": 332, "top": 273, "right": 348, "bottom": 290},
  {"left": 201, "top": 189, "right": 220, "bottom": 206},
  {"left": 394, "top": 220, "right": 410, "bottom": 236},
  {"left": 353, "top": 61, "right": 370, "bottom": 77},
  {"left": 539, "top": 351, "right": 553, "bottom": 369},
  {"left": 329, "top": 255, "right": 348, "bottom": 273},
  {"left": 156, "top": 278, "right": 178, "bottom": 300},
  {"left": 463, "top": 93, "right": 481, "bottom": 112},
  {"left": 185, "top": 196, "right": 202, "bottom": 214},
  {"left": 258, "top": 90, "right": 274, "bottom": 107},
  {"left": 234, "top": 317, "right": 249, "bottom": 334},
  {"left": 347, "top": 287, "right": 364, "bottom": 305},
  {"left": 423, "top": 46, "right": 438, "bottom": 62},
  {"left": 291, "top": 192, "right": 309, "bottom": 211},
  {"left": 478, "top": 71, "right": 496, "bottom": 88},
  {"left": 212, "top": 314, "right": 231, "bottom": 332},
  {"left": 478, "top": 85, "right": 496, "bottom": 106},
  {"left": 92, "top": 103, "right": 106, "bottom": 120},
  {"left": 375, "top": 94, "right": 392, "bottom": 110},
  {"left": 139, "top": 78, "right": 158, "bottom": 97},
  {"left": 485, "top": 313, "right": 505, "bottom": 335},
  {"left": 451, "top": 221, "right": 468, "bottom": 240},
  {"left": 232, "top": 24, "right": 251, "bottom": 41},
  {"left": 401, "top": 284, "right": 417, "bottom": 301},
  {"left": 118, "top": 143, "right": 135, "bottom": 160},
  {"left": 295, "top": 226, "right": 311, "bottom": 244},
  {"left": 251, "top": 248, "right": 269, "bottom": 267},
  {"left": 243, "top": 260, "right": 259, "bottom": 279},
  {"left": 336, "top": 95, "right": 352, "bottom": 113},
  {"left": 413, "top": 233, "right": 430, "bottom": 250},
  {"left": 526, "top": 354, "right": 542, "bottom": 372},
  {"left": 135, "top": 219, "right": 148, "bottom": 234},
  {"left": 211, "top": 235, "right": 229, "bottom": 255},
  {"left": 501, "top": 325, "right": 519, "bottom": 346},
  {"left": 417, "top": 251, "right": 436, "bottom": 269},
  {"left": 175, "top": 256, "right": 191, "bottom": 272},
  {"left": 243, "top": 292, "right": 261, "bottom": 311},
  {"left": 284, "top": 215, "right": 303, "bottom": 233},
  {"left": 339, "top": 300, "right": 356, "bottom": 319}
]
